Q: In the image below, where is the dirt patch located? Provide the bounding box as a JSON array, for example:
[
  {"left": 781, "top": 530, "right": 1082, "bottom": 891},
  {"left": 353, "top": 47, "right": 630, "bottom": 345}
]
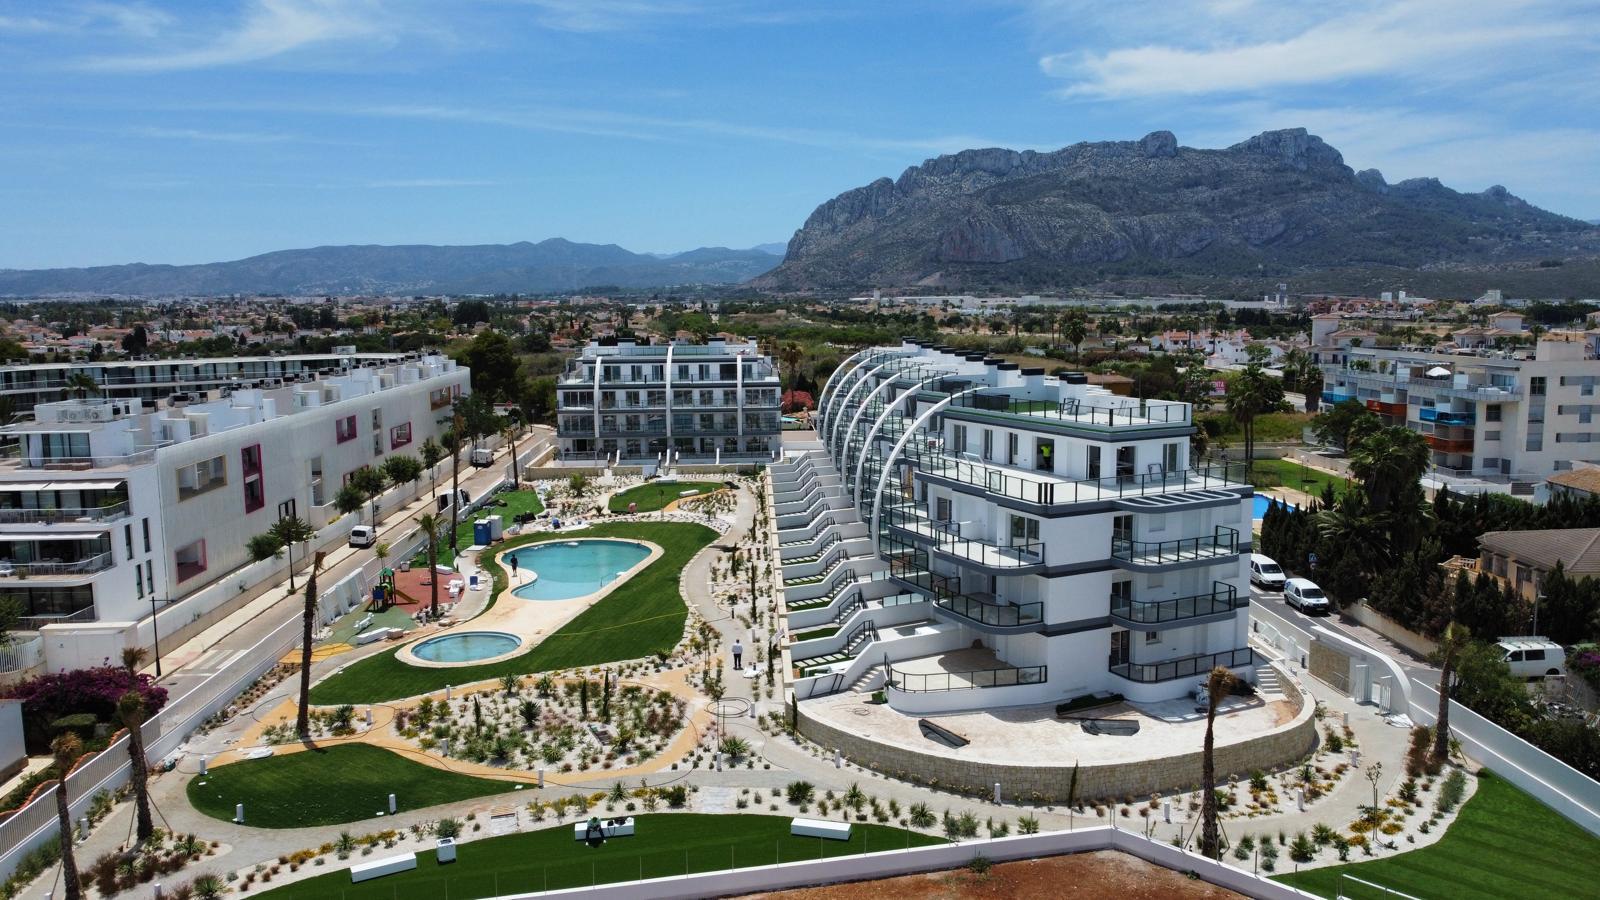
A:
[{"left": 731, "top": 849, "right": 1246, "bottom": 900}]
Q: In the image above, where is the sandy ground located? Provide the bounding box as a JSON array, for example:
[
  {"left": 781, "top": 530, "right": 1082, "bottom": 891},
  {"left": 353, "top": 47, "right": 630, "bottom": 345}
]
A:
[{"left": 732, "top": 850, "right": 1247, "bottom": 899}]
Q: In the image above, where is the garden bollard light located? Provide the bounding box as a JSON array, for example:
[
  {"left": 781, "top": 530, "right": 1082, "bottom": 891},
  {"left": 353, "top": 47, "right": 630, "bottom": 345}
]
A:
[
  {"left": 715, "top": 752, "right": 723, "bottom": 772},
  {"left": 446, "top": 684, "right": 453, "bottom": 700},
  {"left": 389, "top": 794, "right": 397, "bottom": 814},
  {"left": 366, "top": 707, "right": 374, "bottom": 726},
  {"left": 993, "top": 782, "right": 1001, "bottom": 804},
  {"left": 153, "top": 883, "right": 162, "bottom": 899},
  {"left": 1350, "top": 749, "right": 1360, "bottom": 768},
  {"left": 1162, "top": 800, "right": 1171, "bottom": 823},
  {"left": 235, "top": 803, "right": 244, "bottom": 823},
  {"left": 537, "top": 768, "right": 545, "bottom": 788},
  {"left": 1342, "top": 711, "right": 1350, "bottom": 728},
  {"left": 198, "top": 756, "right": 207, "bottom": 775},
  {"left": 1297, "top": 788, "right": 1305, "bottom": 811},
  {"left": 78, "top": 817, "right": 88, "bottom": 840},
  {"left": 833, "top": 749, "right": 841, "bottom": 768}
]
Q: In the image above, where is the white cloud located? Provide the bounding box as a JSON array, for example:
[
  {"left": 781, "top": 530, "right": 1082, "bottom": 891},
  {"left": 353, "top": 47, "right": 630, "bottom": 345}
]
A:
[
  {"left": 516, "top": 0, "right": 704, "bottom": 33},
  {"left": 81, "top": 0, "right": 397, "bottom": 72},
  {"left": 1036, "top": 0, "right": 1587, "bottom": 98},
  {"left": 131, "top": 125, "right": 295, "bottom": 143},
  {"left": 363, "top": 178, "right": 500, "bottom": 188}
]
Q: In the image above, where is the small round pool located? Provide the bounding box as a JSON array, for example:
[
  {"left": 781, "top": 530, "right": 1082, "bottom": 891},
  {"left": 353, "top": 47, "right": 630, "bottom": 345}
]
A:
[
  {"left": 410, "top": 631, "right": 521, "bottom": 663},
  {"left": 507, "top": 539, "right": 651, "bottom": 601}
]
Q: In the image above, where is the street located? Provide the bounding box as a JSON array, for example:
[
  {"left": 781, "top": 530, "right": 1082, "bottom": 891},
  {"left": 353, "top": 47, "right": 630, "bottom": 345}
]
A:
[{"left": 1249, "top": 582, "right": 1441, "bottom": 688}]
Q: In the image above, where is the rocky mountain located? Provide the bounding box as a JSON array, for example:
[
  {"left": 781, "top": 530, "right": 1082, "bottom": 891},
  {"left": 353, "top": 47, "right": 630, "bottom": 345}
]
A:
[
  {"left": 0, "top": 239, "right": 781, "bottom": 297},
  {"left": 757, "top": 128, "right": 1600, "bottom": 292}
]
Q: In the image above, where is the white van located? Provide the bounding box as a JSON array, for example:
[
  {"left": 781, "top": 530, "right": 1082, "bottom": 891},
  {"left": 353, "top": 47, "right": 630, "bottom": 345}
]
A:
[
  {"left": 349, "top": 525, "right": 377, "bottom": 548},
  {"left": 1284, "top": 577, "right": 1330, "bottom": 614},
  {"left": 1495, "top": 637, "right": 1566, "bottom": 679},
  {"left": 1249, "top": 554, "right": 1287, "bottom": 590}
]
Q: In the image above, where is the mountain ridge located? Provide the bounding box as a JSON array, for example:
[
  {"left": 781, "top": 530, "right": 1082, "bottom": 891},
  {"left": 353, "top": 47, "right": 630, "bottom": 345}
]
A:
[
  {"left": 757, "top": 128, "right": 1600, "bottom": 292},
  {"left": 0, "top": 238, "right": 781, "bottom": 297}
]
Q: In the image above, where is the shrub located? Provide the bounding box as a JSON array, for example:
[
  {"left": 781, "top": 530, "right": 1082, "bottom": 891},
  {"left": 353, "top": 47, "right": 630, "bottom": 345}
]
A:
[
  {"left": 1249, "top": 770, "right": 1269, "bottom": 792},
  {"left": 1017, "top": 813, "right": 1039, "bottom": 834},
  {"left": 967, "top": 855, "right": 992, "bottom": 875},
  {"left": 661, "top": 785, "right": 688, "bottom": 808},
  {"left": 785, "top": 781, "right": 815, "bottom": 805},
  {"left": 1289, "top": 832, "right": 1315, "bottom": 862},
  {"left": 1436, "top": 770, "right": 1467, "bottom": 814},
  {"left": 435, "top": 818, "right": 463, "bottom": 839},
  {"left": 908, "top": 802, "right": 936, "bottom": 829},
  {"left": 6, "top": 666, "right": 167, "bottom": 751}
]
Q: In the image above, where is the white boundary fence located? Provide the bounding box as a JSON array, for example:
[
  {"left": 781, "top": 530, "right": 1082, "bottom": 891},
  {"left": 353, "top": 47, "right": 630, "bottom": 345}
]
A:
[
  {"left": 1249, "top": 605, "right": 1600, "bottom": 837},
  {"left": 490, "top": 825, "right": 1318, "bottom": 900}
]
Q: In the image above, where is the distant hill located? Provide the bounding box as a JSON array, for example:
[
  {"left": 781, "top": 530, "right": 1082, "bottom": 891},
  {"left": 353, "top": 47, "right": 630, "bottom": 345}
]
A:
[
  {"left": 0, "top": 239, "right": 781, "bottom": 297},
  {"left": 756, "top": 128, "right": 1600, "bottom": 293}
]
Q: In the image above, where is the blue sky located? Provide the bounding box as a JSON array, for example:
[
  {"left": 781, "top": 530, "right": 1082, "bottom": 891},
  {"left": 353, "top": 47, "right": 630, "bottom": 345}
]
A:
[{"left": 3, "top": 0, "right": 1597, "bottom": 269}]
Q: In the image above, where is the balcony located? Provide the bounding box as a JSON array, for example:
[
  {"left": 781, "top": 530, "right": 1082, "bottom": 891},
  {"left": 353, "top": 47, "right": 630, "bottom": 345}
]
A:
[
  {"left": 1419, "top": 408, "right": 1475, "bottom": 426},
  {"left": 0, "top": 501, "right": 130, "bottom": 525},
  {"left": 914, "top": 455, "right": 1248, "bottom": 507},
  {"left": 1110, "top": 582, "right": 1243, "bottom": 629},
  {"left": 1425, "top": 434, "right": 1475, "bottom": 454},
  {"left": 0, "top": 550, "right": 115, "bottom": 579},
  {"left": 1365, "top": 399, "right": 1406, "bottom": 417},
  {"left": 883, "top": 505, "right": 1044, "bottom": 570},
  {"left": 1321, "top": 390, "right": 1356, "bottom": 406},
  {"left": 885, "top": 649, "right": 1047, "bottom": 692},
  {"left": 938, "top": 390, "right": 1190, "bottom": 430},
  {"left": 1111, "top": 525, "right": 1239, "bottom": 569},
  {"left": 899, "top": 570, "right": 1043, "bottom": 631},
  {"left": 0, "top": 448, "right": 159, "bottom": 471},
  {"left": 1109, "top": 647, "right": 1255, "bottom": 684}
]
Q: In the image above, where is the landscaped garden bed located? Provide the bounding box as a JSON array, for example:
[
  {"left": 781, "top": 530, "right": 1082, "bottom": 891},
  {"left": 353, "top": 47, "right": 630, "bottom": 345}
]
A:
[{"left": 607, "top": 480, "right": 720, "bottom": 513}]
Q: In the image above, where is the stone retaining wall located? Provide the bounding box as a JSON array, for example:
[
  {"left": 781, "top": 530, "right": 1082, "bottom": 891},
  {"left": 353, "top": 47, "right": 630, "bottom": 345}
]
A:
[{"left": 794, "top": 663, "right": 1316, "bottom": 804}]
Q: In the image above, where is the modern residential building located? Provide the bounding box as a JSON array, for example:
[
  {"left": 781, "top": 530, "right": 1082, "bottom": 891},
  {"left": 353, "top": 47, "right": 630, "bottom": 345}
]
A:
[
  {"left": 0, "top": 351, "right": 411, "bottom": 415},
  {"left": 555, "top": 337, "right": 781, "bottom": 464},
  {"left": 0, "top": 354, "right": 468, "bottom": 659},
  {"left": 1319, "top": 333, "right": 1600, "bottom": 487},
  {"left": 777, "top": 340, "right": 1255, "bottom": 720}
]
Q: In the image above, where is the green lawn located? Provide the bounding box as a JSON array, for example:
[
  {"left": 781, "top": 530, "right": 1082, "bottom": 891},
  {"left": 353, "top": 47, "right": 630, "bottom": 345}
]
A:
[
  {"left": 607, "top": 481, "right": 719, "bottom": 513},
  {"left": 310, "top": 521, "right": 717, "bottom": 706},
  {"left": 255, "top": 814, "right": 944, "bottom": 899},
  {"left": 792, "top": 626, "right": 840, "bottom": 643},
  {"left": 1249, "top": 457, "right": 1351, "bottom": 501},
  {"left": 414, "top": 490, "right": 547, "bottom": 568},
  {"left": 1200, "top": 411, "right": 1314, "bottom": 443},
  {"left": 187, "top": 745, "right": 513, "bottom": 828},
  {"left": 1276, "top": 770, "right": 1600, "bottom": 900}
]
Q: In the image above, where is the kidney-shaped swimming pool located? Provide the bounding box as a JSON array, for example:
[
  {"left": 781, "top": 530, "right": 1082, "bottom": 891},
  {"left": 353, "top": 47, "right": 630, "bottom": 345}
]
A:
[{"left": 506, "top": 539, "right": 652, "bottom": 601}]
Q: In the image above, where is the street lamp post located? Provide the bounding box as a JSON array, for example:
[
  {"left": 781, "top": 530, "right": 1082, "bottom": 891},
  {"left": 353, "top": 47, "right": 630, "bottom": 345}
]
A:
[
  {"left": 1533, "top": 590, "right": 1543, "bottom": 636},
  {"left": 150, "top": 595, "right": 164, "bottom": 677}
]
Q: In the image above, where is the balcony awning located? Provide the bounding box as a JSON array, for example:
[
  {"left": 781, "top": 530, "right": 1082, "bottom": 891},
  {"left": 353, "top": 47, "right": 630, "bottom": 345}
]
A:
[
  {"left": 0, "top": 482, "right": 56, "bottom": 492},
  {"left": 0, "top": 531, "right": 108, "bottom": 542},
  {"left": 43, "top": 481, "right": 123, "bottom": 491}
]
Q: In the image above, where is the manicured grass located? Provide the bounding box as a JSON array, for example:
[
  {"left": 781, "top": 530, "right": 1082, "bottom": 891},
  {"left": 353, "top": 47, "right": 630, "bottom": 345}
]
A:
[
  {"left": 1200, "top": 410, "right": 1314, "bottom": 443},
  {"left": 415, "top": 490, "right": 547, "bottom": 568},
  {"left": 1249, "top": 457, "right": 1351, "bottom": 501},
  {"left": 607, "top": 481, "right": 719, "bottom": 513},
  {"left": 255, "top": 814, "right": 944, "bottom": 899},
  {"left": 310, "top": 521, "right": 717, "bottom": 705},
  {"left": 186, "top": 744, "right": 513, "bottom": 828},
  {"left": 1275, "top": 770, "right": 1600, "bottom": 900},
  {"left": 792, "top": 626, "right": 840, "bottom": 643}
]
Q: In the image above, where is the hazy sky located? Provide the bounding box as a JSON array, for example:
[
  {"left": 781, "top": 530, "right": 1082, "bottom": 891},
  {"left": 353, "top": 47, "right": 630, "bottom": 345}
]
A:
[{"left": 3, "top": 0, "right": 1597, "bottom": 268}]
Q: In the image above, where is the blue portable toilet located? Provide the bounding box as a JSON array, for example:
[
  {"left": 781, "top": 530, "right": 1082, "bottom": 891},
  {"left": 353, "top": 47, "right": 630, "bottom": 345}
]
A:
[{"left": 473, "top": 518, "right": 492, "bottom": 546}]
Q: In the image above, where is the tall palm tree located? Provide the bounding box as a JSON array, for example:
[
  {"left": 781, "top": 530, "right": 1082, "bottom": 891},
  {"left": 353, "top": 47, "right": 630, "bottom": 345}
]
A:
[
  {"left": 1316, "top": 493, "right": 1390, "bottom": 573},
  {"left": 1432, "top": 622, "right": 1469, "bottom": 765},
  {"left": 1199, "top": 665, "right": 1238, "bottom": 859},
  {"left": 504, "top": 418, "right": 522, "bottom": 487},
  {"left": 417, "top": 513, "right": 443, "bottom": 619},
  {"left": 61, "top": 372, "right": 99, "bottom": 401},
  {"left": 117, "top": 691, "right": 154, "bottom": 842},
  {"left": 777, "top": 342, "right": 804, "bottom": 389},
  {"left": 51, "top": 733, "right": 83, "bottom": 900},
  {"left": 295, "top": 551, "right": 326, "bottom": 738},
  {"left": 1348, "top": 426, "right": 1431, "bottom": 514},
  {"left": 1062, "top": 310, "right": 1088, "bottom": 360}
]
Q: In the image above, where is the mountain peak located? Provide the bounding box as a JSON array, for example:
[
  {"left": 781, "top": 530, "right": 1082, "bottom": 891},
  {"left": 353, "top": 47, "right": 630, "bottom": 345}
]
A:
[
  {"left": 1139, "top": 130, "right": 1179, "bottom": 158},
  {"left": 1227, "top": 128, "right": 1346, "bottom": 172}
]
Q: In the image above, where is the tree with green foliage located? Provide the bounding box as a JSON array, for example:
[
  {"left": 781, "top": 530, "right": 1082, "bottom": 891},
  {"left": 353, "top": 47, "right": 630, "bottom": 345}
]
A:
[
  {"left": 1279, "top": 347, "right": 1322, "bottom": 411},
  {"left": 1200, "top": 665, "right": 1237, "bottom": 859},
  {"left": 117, "top": 691, "right": 155, "bottom": 842},
  {"left": 420, "top": 437, "right": 444, "bottom": 493},
  {"left": 269, "top": 515, "right": 316, "bottom": 593},
  {"left": 1349, "top": 425, "right": 1431, "bottom": 515},
  {"left": 0, "top": 595, "right": 22, "bottom": 648},
  {"left": 246, "top": 532, "right": 283, "bottom": 563},
  {"left": 51, "top": 733, "right": 83, "bottom": 900},
  {"left": 1061, "top": 308, "right": 1088, "bottom": 358},
  {"left": 1312, "top": 399, "right": 1378, "bottom": 450},
  {"left": 349, "top": 465, "right": 389, "bottom": 524},
  {"left": 380, "top": 453, "right": 424, "bottom": 496},
  {"left": 455, "top": 330, "right": 524, "bottom": 406},
  {"left": 1449, "top": 639, "right": 1535, "bottom": 730},
  {"left": 1224, "top": 353, "right": 1283, "bottom": 465},
  {"left": 334, "top": 482, "right": 366, "bottom": 524}
]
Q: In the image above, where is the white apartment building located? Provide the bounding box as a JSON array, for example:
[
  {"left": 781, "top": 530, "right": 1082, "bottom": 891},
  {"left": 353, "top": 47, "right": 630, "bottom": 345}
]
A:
[
  {"left": 1320, "top": 334, "right": 1600, "bottom": 486},
  {"left": 0, "top": 352, "right": 410, "bottom": 414},
  {"left": 0, "top": 354, "right": 468, "bottom": 649},
  {"left": 556, "top": 337, "right": 781, "bottom": 464},
  {"left": 777, "top": 341, "right": 1255, "bottom": 715}
]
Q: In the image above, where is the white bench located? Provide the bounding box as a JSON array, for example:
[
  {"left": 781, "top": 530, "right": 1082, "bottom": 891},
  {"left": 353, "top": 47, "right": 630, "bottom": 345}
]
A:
[
  {"left": 790, "top": 818, "right": 851, "bottom": 841},
  {"left": 573, "top": 817, "right": 635, "bottom": 841},
  {"left": 349, "top": 852, "right": 417, "bottom": 883}
]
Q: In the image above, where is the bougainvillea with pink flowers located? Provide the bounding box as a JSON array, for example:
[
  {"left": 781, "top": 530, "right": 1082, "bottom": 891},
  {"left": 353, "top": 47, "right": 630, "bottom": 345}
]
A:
[{"left": 3, "top": 666, "right": 167, "bottom": 750}]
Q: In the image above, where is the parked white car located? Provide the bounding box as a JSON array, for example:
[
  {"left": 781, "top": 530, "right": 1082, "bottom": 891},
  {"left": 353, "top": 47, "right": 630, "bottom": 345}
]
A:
[
  {"left": 1249, "top": 554, "right": 1287, "bottom": 590},
  {"left": 348, "top": 525, "right": 377, "bottom": 548},
  {"left": 1495, "top": 637, "right": 1566, "bottom": 679},
  {"left": 1284, "top": 577, "right": 1330, "bottom": 614}
]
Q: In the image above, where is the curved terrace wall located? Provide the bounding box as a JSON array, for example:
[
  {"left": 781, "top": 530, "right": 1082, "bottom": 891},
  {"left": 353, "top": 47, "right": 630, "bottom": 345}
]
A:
[{"left": 794, "top": 661, "right": 1317, "bottom": 804}]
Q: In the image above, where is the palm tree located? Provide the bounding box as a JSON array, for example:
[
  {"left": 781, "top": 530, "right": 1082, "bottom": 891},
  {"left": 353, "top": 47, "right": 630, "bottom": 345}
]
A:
[
  {"left": 417, "top": 513, "right": 443, "bottom": 619},
  {"left": 1199, "top": 665, "right": 1238, "bottom": 859},
  {"left": 295, "top": 551, "right": 326, "bottom": 738},
  {"left": 51, "top": 733, "right": 83, "bottom": 900},
  {"left": 373, "top": 542, "right": 390, "bottom": 611},
  {"left": 269, "top": 515, "right": 315, "bottom": 593},
  {"left": 121, "top": 645, "right": 147, "bottom": 674},
  {"left": 1280, "top": 348, "right": 1321, "bottom": 411},
  {"left": 117, "top": 691, "right": 154, "bottom": 842},
  {"left": 1316, "top": 493, "right": 1390, "bottom": 573},
  {"left": 61, "top": 372, "right": 99, "bottom": 401},
  {"left": 777, "top": 342, "right": 804, "bottom": 389},
  {"left": 1062, "top": 309, "right": 1088, "bottom": 360},
  {"left": 503, "top": 419, "right": 522, "bottom": 487},
  {"left": 1348, "top": 426, "right": 1431, "bottom": 514},
  {"left": 1432, "top": 622, "right": 1469, "bottom": 765}
]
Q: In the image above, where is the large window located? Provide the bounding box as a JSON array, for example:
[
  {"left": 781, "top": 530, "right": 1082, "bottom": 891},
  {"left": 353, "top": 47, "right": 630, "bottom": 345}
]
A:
[
  {"left": 173, "top": 538, "right": 207, "bottom": 583},
  {"left": 390, "top": 421, "right": 412, "bottom": 449},
  {"left": 177, "top": 455, "right": 227, "bottom": 501},
  {"left": 241, "top": 443, "right": 264, "bottom": 513},
  {"left": 335, "top": 414, "right": 357, "bottom": 443},
  {"left": 1009, "top": 514, "right": 1040, "bottom": 546}
]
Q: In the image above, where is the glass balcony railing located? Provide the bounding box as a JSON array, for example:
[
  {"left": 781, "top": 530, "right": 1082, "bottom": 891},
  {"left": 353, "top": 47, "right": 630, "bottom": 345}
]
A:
[
  {"left": 0, "top": 550, "right": 115, "bottom": 578},
  {"left": 913, "top": 456, "right": 1248, "bottom": 507},
  {"left": 882, "top": 504, "right": 1044, "bottom": 568},
  {"left": 0, "top": 501, "right": 130, "bottom": 525},
  {"left": 1110, "top": 647, "right": 1254, "bottom": 683},
  {"left": 934, "top": 390, "right": 1190, "bottom": 429},
  {"left": 1110, "top": 582, "right": 1242, "bottom": 626},
  {"left": 1112, "top": 525, "right": 1240, "bottom": 565},
  {"left": 887, "top": 663, "right": 1047, "bottom": 693},
  {"left": 898, "top": 569, "right": 1043, "bottom": 628},
  {"left": 1419, "top": 408, "right": 1475, "bottom": 426}
]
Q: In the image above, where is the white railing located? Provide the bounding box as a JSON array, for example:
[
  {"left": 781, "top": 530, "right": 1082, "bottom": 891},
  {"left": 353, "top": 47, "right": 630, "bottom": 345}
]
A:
[{"left": 0, "top": 634, "right": 41, "bottom": 674}]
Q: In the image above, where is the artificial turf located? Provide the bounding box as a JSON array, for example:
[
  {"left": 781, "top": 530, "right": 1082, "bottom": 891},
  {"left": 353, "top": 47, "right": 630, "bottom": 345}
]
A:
[
  {"left": 1249, "top": 457, "right": 1351, "bottom": 501},
  {"left": 414, "top": 489, "right": 547, "bottom": 568},
  {"left": 606, "top": 481, "right": 720, "bottom": 513},
  {"left": 186, "top": 744, "right": 514, "bottom": 828},
  {"left": 1275, "top": 770, "right": 1600, "bottom": 900},
  {"left": 254, "top": 814, "right": 944, "bottom": 899},
  {"left": 309, "top": 521, "right": 717, "bottom": 706}
]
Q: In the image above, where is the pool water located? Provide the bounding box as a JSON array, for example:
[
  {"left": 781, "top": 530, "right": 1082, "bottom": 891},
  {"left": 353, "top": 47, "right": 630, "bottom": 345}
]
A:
[
  {"left": 1253, "top": 495, "right": 1296, "bottom": 518},
  {"left": 411, "top": 631, "right": 520, "bottom": 663},
  {"left": 507, "top": 539, "right": 651, "bottom": 601}
]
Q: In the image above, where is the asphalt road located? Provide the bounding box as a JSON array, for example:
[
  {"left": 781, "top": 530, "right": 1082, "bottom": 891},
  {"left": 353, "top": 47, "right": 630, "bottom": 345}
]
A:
[{"left": 1248, "top": 581, "right": 1442, "bottom": 688}]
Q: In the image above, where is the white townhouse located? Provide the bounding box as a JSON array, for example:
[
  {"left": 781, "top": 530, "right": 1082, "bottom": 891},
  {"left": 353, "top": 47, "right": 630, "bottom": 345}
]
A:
[
  {"left": 776, "top": 340, "right": 1255, "bottom": 715},
  {"left": 0, "top": 354, "right": 468, "bottom": 662}
]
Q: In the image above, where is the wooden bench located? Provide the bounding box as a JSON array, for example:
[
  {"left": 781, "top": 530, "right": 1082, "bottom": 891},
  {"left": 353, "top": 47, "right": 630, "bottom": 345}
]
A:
[
  {"left": 349, "top": 852, "right": 417, "bottom": 883},
  {"left": 790, "top": 818, "right": 851, "bottom": 841},
  {"left": 573, "top": 817, "right": 635, "bottom": 841}
]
